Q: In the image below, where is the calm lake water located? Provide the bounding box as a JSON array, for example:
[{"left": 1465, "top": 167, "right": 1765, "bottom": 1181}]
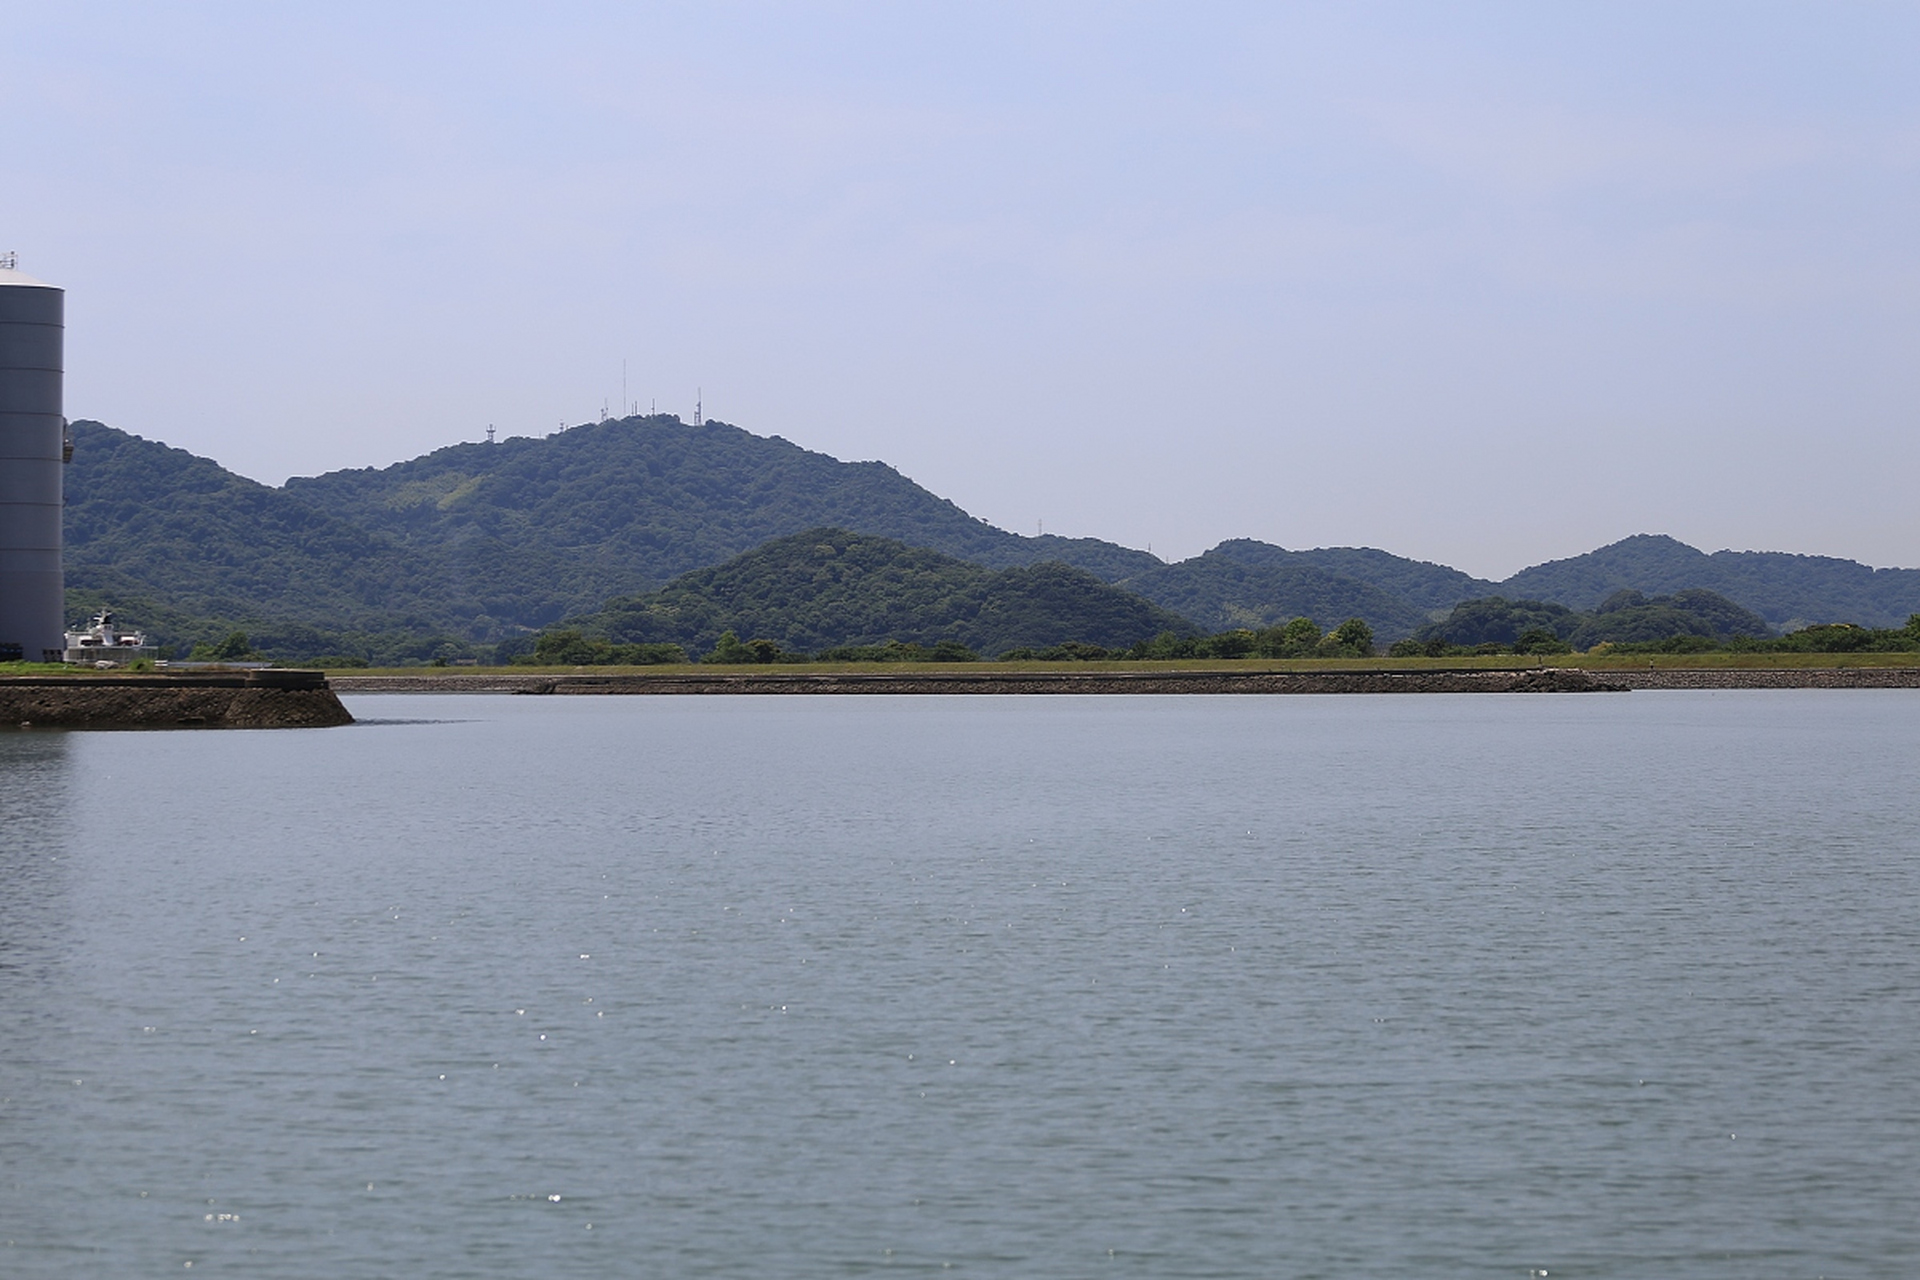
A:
[{"left": 2, "top": 691, "right": 1917, "bottom": 1278}]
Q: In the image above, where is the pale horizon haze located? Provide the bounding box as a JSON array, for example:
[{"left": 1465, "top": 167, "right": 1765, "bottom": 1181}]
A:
[{"left": 4, "top": 2, "right": 1916, "bottom": 579}]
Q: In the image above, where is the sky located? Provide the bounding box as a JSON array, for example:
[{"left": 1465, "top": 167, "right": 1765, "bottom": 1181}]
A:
[{"left": 3, "top": 1, "right": 1916, "bottom": 578}]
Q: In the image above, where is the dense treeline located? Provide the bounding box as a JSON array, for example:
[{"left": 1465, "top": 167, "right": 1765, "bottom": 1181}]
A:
[
  {"left": 1395, "top": 590, "right": 1775, "bottom": 655},
  {"left": 510, "top": 614, "right": 1381, "bottom": 665},
  {"left": 521, "top": 631, "right": 690, "bottom": 665},
  {"left": 1119, "top": 617, "right": 1376, "bottom": 660},
  {"left": 1394, "top": 591, "right": 1920, "bottom": 657},
  {"left": 64, "top": 580, "right": 495, "bottom": 667},
  {"left": 1605, "top": 620, "right": 1920, "bottom": 655}
]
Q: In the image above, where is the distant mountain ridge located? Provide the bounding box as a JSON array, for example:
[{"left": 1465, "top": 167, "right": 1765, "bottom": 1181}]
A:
[
  {"left": 65, "top": 416, "right": 1173, "bottom": 648},
  {"left": 56, "top": 416, "right": 1920, "bottom": 660},
  {"left": 280, "top": 413, "right": 1163, "bottom": 620},
  {"left": 1501, "top": 534, "right": 1920, "bottom": 630}
]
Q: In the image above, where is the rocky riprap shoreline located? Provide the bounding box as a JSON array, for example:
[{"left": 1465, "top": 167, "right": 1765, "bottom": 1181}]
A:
[
  {"left": 330, "top": 667, "right": 1628, "bottom": 695},
  {"left": 325, "top": 665, "right": 1920, "bottom": 696},
  {"left": 1598, "top": 667, "right": 1920, "bottom": 690},
  {"left": 1, "top": 670, "right": 353, "bottom": 729}
]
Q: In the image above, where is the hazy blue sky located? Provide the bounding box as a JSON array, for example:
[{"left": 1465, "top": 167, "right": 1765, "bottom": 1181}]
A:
[{"left": 5, "top": 2, "right": 1916, "bottom": 576}]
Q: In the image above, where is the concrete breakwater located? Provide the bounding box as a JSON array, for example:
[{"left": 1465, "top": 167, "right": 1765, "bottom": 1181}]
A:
[
  {"left": 330, "top": 667, "right": 1626, "bottom": 695},
  {"left": 1, "top": 669, "right": 353, "bottom": 729}
]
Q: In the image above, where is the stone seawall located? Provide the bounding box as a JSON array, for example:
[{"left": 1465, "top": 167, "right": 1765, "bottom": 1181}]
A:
[
  {"left": 1, "top": 670, "right": 353, "bottom": 729},
  {"left": 1601, "top": 667, "right": 1920, "bottom": 690},
  {"left": 326, "top": 665, "right": 1920, "bottom": 696},
  {"left": 331, "top": 668, "right": 1623, "bottom": 695}
]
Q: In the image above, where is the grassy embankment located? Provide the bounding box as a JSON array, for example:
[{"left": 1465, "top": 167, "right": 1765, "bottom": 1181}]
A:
[
  {"left": 16, "top": 652, "right": 1920, "bottom": 680},
  {"left": 313, "top": 650, "right": 1920, "bottom": 678}
]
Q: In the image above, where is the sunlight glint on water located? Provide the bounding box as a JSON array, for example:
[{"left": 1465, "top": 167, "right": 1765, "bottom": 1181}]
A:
[{"left": 2, "top": 691, "right": 1917, "bottom": 1277}]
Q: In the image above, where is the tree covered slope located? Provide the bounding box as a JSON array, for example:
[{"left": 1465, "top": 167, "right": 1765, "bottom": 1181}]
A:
[
  {"left": 1117, "top": 548, "right": 1431, "bottom": 640},
  {"left": 283, "top": 414, "right": 1164, "bottom": 619},
  {"left": 568, "top": 528, "right": 1197, "bottom": 657},
  {"left": 63, "top": 416, "right": 1169, "bottom": 644},
  {"left": 1208, "top": 540, "right": 1500, "bottom": 613},
  {"left": 1500, "top": 534, "right": 1920, "bottom": 629},
  {"left": 1414, "top": 588, "right": 1776, "bottom": 650},
  {"left": 1213, "top": 533, "right": 1920, "bottom": 631},
  {"left": 62, "top": 421, "right": 442, "bottom": 630},
  {"left": 58, "top": 416, "right": 1920, "bottom": 660}
]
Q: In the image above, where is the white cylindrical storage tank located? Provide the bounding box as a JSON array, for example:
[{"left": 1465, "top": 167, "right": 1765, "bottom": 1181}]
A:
[{"left": 0, "top": 257, "right": 64, "bottom": 662}]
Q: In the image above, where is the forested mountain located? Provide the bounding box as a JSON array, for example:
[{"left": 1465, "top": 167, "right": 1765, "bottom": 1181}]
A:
[
  {"left": 62, "top": 416, "right": 1168, "bottom": 653},
  {"left": 1115, "top": 549, "right": 1430, "bottom": 639},
  {"left": 564, "top": 528, "right": 1196, "bottom": 657},
  {"left": 57, "top": 416, "right": 1920, "bottom": 663},
  {"left": 1501, "top": 534, "right": 1920, "bottom": 629},
  {"left": 282, "top": 413, "right": 1162, "bottom": 616}
]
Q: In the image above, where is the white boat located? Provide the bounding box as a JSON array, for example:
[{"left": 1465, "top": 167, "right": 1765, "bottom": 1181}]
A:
[{"left": 63, "top": 609, "right": 156, "bottom": 666}]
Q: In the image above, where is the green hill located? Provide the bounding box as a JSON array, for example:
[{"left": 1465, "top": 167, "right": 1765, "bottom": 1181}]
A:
[
  {"left": 1209, "top": 540, "right": 1499, "bottom": 613},
  {"left": 1412, "top": 589, "right": 1776, "bottom": 650},
  {"left": 1116, "top": 549, "right": 1431, "bottom": 641},
  {"left": 1500, "top": 534, "right": 1920, "bottom": 629},
  {"left": 566, "top": 528, "right": 1196, "bottom": 657},
  {"left": 282, "top": 413, "right": 1163, "bottom": 620}
]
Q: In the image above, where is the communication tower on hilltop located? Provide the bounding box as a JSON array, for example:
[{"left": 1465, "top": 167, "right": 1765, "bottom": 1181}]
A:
[
  {"left": 694, "top": 388, "right": 702, "bottom": 427},
  {"left": 485, "top": 424, "right": 496, "bottom": 445},
  {"left": 0, "top": 253, "right": 65, "bottom": 662}
]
